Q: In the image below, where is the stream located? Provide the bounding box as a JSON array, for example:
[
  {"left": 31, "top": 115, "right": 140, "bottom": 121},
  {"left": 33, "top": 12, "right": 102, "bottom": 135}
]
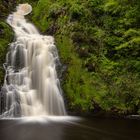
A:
[{"left": 0, "top": 116, "right": 140, "bottom": 140}]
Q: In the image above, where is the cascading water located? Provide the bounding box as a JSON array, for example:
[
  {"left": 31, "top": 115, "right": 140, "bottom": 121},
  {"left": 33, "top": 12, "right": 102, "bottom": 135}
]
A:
[{"left": 0, "top": 3, "right": 66, "bottom": 117}]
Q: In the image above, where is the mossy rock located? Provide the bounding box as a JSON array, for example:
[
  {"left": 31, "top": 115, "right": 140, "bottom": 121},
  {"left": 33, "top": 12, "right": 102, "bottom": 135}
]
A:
[
  {"left": 0, "top": 22, "right": 13, "bottom": 39},
  {"left": 0, "top": 4, "right": 9, "bottom": 18},
  {"left": 0, "top": 21, "right": 14, "bottom": 85}
]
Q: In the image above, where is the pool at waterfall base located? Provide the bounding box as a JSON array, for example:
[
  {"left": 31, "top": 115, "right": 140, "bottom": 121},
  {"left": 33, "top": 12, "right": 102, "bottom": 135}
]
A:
[{"left": 0, "top": 116, "right": 140, "bottom": 140}]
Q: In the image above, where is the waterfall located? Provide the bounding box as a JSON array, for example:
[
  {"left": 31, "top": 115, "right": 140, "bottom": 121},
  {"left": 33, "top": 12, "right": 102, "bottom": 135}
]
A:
[{"left": 0, "top": 3, "right": 66, "bottom": 117}]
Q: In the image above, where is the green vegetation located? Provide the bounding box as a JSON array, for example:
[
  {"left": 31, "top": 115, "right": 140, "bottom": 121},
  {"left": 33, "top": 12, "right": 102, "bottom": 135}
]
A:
[
  {"left": 0, "top": 0, "right": 14, "bottom": 85},
  {"left": 0, "top": 0, "right": 140, "bottom": 116}
]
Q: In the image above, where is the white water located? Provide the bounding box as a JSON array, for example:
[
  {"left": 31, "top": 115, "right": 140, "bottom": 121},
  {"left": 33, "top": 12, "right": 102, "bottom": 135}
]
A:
[{"left": 0, "top": 4, "right": 66, "bottom": 117}]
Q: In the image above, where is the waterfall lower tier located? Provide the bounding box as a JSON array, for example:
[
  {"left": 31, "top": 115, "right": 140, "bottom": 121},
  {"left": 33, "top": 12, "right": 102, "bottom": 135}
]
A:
[{"left": 0, "top": 3, "right": 66, "bottom": 117}]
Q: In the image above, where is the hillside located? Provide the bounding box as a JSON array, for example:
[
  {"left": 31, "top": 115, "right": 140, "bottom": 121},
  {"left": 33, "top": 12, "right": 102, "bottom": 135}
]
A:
[{"left": 0, "top": 0, "right": 140, "bottom": 116}]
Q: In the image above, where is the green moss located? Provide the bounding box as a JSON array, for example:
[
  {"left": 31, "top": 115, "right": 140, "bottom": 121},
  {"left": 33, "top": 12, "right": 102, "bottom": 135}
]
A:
[
  {"left": 31, "top": 0, "right": 140, "bottom": 115},
  {"left": 0, "top": 21, "right": 13, "bottom": 85}
]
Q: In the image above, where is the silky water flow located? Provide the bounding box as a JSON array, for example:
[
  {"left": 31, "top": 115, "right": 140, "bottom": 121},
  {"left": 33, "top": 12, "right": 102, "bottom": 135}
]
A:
[{"left": 0, "top": 4, "right": 66, "bottom": 117}]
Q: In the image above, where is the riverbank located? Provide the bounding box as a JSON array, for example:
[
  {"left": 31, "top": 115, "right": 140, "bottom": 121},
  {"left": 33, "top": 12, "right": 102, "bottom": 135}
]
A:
[{"left": 67, "top": 108, "right": 140, "bottom": 120}]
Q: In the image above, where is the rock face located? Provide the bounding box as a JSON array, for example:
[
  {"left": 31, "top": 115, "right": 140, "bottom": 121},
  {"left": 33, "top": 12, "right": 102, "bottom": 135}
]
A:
[
  {"left": 0, "top": 1, "right": 14, "bottom": 113},
  {"left": 0, "top": 2, "right": 14, "bottom": 85}
]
